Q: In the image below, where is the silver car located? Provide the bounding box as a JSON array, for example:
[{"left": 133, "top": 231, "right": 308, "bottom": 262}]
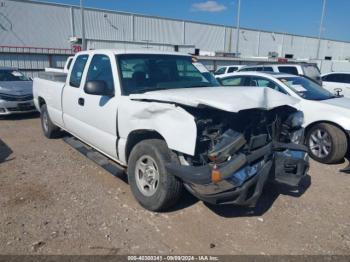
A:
[{"left": 0, "top": 67, "right": 36, "bottom": 115}]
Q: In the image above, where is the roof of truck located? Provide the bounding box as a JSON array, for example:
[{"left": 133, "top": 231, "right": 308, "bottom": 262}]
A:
[{"left": 78, "top": 49, "right": 192, "bottom": 56}]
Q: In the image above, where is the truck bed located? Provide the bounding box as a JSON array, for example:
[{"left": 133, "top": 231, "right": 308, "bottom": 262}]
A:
[
  {"left": 38, "top": 71, "right": 67, "bottom": 83},
  {"left": 33, "top": 76, "right": 66, "bottom": 128}
]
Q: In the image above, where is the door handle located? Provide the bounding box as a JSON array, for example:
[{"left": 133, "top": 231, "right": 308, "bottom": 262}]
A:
[{"left": 78, "top": 98, "right": 85, "bottom": 106}]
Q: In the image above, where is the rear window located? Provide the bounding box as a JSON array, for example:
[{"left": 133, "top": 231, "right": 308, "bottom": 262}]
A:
[
  {"left": 322, "top": 73, "right": 350, "bottom": 84},
  {"left": 278, "top": 66, "right": 298, "bottom": 75}
]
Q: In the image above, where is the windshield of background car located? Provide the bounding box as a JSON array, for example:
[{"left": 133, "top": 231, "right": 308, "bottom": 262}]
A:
[
  {"left": 278, "top": 76, "right": 334, "bottom": 100},
  {"left": 117, "top": 54, "right": 220, "bottom": 95},
  {"left": 0, "top": 70, "right": 30, "bottom": 81}
]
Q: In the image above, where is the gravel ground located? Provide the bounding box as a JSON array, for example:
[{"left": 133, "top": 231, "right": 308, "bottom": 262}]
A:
[{"left": 0, "top": 114, "right": 349, "bottom": 255}]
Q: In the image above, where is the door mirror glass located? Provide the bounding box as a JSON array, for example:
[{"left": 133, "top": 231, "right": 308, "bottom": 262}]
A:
[{"left": 84, "top": 80, "right": 114, "bottom": 96}]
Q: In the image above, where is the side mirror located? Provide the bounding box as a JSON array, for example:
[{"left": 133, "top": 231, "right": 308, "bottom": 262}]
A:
[{"left": 84, "top": 80, "right": 114, "bottom": 96}]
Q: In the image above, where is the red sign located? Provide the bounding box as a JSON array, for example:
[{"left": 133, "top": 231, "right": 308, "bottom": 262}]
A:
[{"left": 72, "top": 45, "right": 82, "bottom": 53}]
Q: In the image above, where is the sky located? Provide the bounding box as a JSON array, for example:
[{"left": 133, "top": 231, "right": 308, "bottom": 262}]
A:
[{"left": 42, "top": 0, "right": 350, "bottom": 42}]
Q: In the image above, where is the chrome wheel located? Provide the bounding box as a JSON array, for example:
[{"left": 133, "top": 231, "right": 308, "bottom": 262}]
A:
[
  {"left": 42, "top": 111, "right": 49, "bottom": 133},
  {"left": 135, "top": 155, "right": 159, "bottom": 197},
  {"left": 308, "top": 128, "right": 332, "bottom": 159}
]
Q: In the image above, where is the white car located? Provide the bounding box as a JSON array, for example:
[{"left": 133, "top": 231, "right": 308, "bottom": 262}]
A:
[
  {"left": 218, "top": 71, "right": 350, "bottom": 164},
  {"left": 237, "top": 63, "right": 322, "bottom": 85},
  {"left": 322, "top": 72, "right": 350, "bottom": 97},
  {"left": 33, "top": 49, "right": 308, "bottom": 211},
  {"left": 214, "top": 65, "right": 245, "bottom": 76}
]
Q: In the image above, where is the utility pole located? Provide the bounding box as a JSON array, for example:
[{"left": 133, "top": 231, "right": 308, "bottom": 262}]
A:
[
  {"left": 235, "top": 0, "right": 241, "bottom": 57},
  {"left": 80, "top": 0, "right": 86, "bottom": 50},
  {"left": 316, "top": 0, "right": 326, "bottom": 59}
]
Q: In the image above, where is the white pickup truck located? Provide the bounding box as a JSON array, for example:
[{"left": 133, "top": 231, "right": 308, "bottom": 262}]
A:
[{"left": 33, "top": 49, "right": 309, "bottom": 211}]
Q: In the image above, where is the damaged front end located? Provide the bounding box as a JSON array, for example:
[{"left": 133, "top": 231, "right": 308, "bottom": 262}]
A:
[{"left": 166, "top": 106, "right": 309, "bottom": 206}]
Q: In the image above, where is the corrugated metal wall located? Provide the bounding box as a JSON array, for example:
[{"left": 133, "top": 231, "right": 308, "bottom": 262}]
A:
[{"left": 1, "top": 0, "right": 350, "bottom": 75}]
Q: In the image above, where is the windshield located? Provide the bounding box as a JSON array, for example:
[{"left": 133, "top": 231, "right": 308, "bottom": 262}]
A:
[
  {"left": 117, "top": 54, "right": 220, "bottom": 95},
  {"left": 278, "top": 76, "right": 334, "bottom": 101},
  {"left": 0, "top": 70, "right": 30, "bottom": 82}
]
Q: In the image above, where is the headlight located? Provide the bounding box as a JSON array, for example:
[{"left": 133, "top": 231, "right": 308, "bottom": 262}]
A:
[{"left": 286, "top": 111, "right": 304, "bottom": 128}]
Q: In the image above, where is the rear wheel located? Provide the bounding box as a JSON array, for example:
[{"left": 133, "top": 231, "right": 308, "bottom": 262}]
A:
[
  {"left": 306, "top": 123, "right": 347, "bottom": 164},
  {"left": 40, "top": 104, "right": 60, "bottom": 139},
  {"left": 127, "top": 139, "right": 183, "bottom": 211}
]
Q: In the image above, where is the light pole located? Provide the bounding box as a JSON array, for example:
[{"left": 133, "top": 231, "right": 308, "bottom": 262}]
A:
[
  {"left": 80, "top": 0, "right": 86, "bottom": 50},
  {"left": 316, "top": 0, "right": 327, "bottom": 59},
  {"left": 235, "top": 0, "right": 241, "bottom": 57}
]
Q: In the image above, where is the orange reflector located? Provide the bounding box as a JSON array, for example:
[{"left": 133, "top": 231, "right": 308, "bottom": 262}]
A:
[{"left": 211, "top": 165, "right": 221, "bottom": 183}]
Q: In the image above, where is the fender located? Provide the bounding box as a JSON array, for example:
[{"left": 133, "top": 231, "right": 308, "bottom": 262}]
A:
[{"left": 117, "top": 98, "right": 197, "bottom": 163}]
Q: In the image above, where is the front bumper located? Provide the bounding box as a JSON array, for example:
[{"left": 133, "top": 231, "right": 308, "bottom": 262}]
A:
[
  {"left": 167, "top": 142, "right": 309, "bottom": 206},
  {"left": 0, "top": 100, "right": 37, "bottom": 115}
]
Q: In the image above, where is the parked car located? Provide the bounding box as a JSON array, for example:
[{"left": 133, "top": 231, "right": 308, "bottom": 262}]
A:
[
  {"left": 237, "top": 63, "right": 322, "bottom": 85},
  {"left": 33, "top": 50, "right": 308, "bottom": 211},
  {"left": 45, "top": 56, "right": 74, "bottom": 74},
  {"left": 218, "top": 71, "right": 350, "bottom": 164},
  {"left": 0, "top": 67, "right": 36, "bottom": 115},
  {"left": 321, "top": 72, "right": 350, "bottom": 97},
  {"left": 214, "top": 65, "right": 245, "bottom": 75}
]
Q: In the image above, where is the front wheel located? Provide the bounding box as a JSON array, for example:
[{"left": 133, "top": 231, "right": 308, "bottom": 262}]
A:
[
  {"left": 306, "top": 123, "right": 347, "bottom": 164},
  {"left": 127, "top": 139, "right": 183, "bottom": 211}
]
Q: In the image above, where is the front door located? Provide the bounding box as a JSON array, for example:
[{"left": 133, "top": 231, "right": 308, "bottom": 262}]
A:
[{"left": 77, "top": 54, "right": 119, "bottom": 159}]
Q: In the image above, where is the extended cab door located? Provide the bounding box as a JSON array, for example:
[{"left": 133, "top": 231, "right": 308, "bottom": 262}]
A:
[
  {"left": 62, "top": 54, "right": 89, "bottom": 137},
  {"left": 76, "top": 53, "right": 119, "bottom": 160}
]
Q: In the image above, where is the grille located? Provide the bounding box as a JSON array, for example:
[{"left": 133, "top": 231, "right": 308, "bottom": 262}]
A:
[
  {"left": 0, "top": 94, "right": 33, "bottom": 101},
  {"left": 7, "top": 105, "right": 36, "bottom": 112}
]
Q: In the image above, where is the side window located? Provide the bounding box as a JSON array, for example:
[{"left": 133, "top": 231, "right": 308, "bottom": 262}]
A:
[
  {"left": 345, "top": 74, "right": 350, "bottom": 84},
  {"left": 220, "top": 76, "right": 245, "bottom": 86},
  {"left": 69, "top": 55, "right": 89, "bottom": 87},
  {"left": 278, "top": 66, "right": 299, "bottom": 75},
  {"left": 66, "top": 58, "right": 73, "bottom": 70},
  {"left": 86, "top": 55, "right": 114, "bottom": 92},
  {"left": 214, "top": 67, "right": 226, "bottom": 75},
  {"left": 323, "top": 73, "right": 349, "bottom": 83},
  {"left": 261, "top": 67, "right": 273, "bottom": 72},
  {"left": 240, "top": 67, "right": 257, "bottom": 72},
  {"left": 227, "top": 67, "right": 238, "bottom": 73},
  {"left": 248, "top": 76, "right": 288, "bottom": 94}
]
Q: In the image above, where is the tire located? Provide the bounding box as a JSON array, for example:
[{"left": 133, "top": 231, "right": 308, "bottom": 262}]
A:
[
  {"left": 40, "top": 104, "right": 60, "bottom": 139},
  {"left": 306, "top": 123, "right": 347, "bottom": 164},
  {"left": 127, "top": 139, "right": 183, "bottom": 211}
]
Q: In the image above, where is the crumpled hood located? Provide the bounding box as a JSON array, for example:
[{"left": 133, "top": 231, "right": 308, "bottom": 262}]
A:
[
  {"left": 0, "top": 81, "right": 33, "bottom": 96},
  {"left": 130, "top": 86, "right": 299, "bottom": 112}
]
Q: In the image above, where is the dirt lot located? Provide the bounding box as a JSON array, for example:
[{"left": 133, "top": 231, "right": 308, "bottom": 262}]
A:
[{"left": 0, "top": 114, "right": 349, "bottom": 255}]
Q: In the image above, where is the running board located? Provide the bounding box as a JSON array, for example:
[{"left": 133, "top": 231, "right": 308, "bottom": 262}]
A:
[{"left": 63, "top": 136, "right": 127, "bottom": 182}]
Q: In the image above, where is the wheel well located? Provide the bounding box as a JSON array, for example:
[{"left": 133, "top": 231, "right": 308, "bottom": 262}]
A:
[
  {"left": 125, "top": 130, "right": 165, "bottom": 163},
  {"left": 38, "top": 97, "right": 46, "bottom": 110},
  {"left": 305, "top": 121, "right": 349, "bottom": 140}
]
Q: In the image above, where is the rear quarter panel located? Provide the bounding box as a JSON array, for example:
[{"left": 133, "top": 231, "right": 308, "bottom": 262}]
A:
[{"left": 33, "top": 77, "right": 65, "bottom": 127}]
